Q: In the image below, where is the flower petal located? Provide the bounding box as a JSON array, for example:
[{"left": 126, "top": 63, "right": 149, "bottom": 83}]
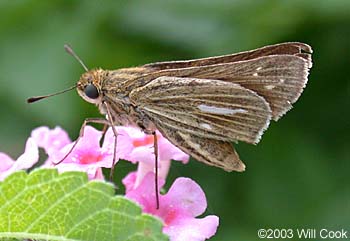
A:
[
  {"left": 134, "top": 160, "right": 171, "bottom": 188},
  {"left": 129, "top": 146, "right": 154, "bottom": 164},
  {"left": 75, "top": 126, "right": 102, "bottom": 150},
  {"left": 125, "top": 172, "right": 165, "bottom": 213},
  {"left": 102, "top": 127, "right": 135, "bottom": 161},
  {"left": 122, "top": 171, "right": 137, "bottom": 193},
  {"left": 31, "top": 126, "right": 71, "bottom": 155},
  {"left": 158, "top": 134, "right": 189, "bottom": 164},
  {"left": 164, "top": 177, "right": 207, "bottom": 217},
  {"left": 163, "top": 215, "right": 219, "bottom": 241},
  {"left": 94, "top": 167, "right": 105, "bottom": 180},
  {"left": 112, "top": 127, "right": 189, "bottom": 177},
  {"left": 51, "top": 126, "right": 108, "bottom": 165},
  {"left": 124, "top": 172, "right": 219, "bottom": 241},
  {"left": 54, "top": 163, "right": 102, "bottom": 180},
  {"left": 0, "top": 138, "right": 39, "bottom": 181},
  {"left": 15, "top": 137, "right": 39, "bottom": 169},
  {"left": 0, "top": 153, "right": 15, "bottom": 172}
]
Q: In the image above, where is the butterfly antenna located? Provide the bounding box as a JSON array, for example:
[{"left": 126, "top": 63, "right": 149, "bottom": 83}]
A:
[
  {"left": 27, "top": 85, "right": 76, "bottom": 103},
  {"left": 64, "top": 44, "right": 89, "bottom": 72}
]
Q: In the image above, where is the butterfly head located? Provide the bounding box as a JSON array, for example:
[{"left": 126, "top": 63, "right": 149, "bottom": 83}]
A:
[{"left": 77, "top": 69, "right": 104, "bottom": 104}]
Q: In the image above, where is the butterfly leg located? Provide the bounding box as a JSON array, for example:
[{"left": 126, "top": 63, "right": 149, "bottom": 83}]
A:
[
  {"left": 153, "top": 131, "right": 160, "bottom": 209},
  {"left": 101, "top": 122, "right": 109, "bottom": 136},
  {"left": 141, "top": 127, "right": 160, "bottom": 209},
  {"left": 54, "top": 118, "right": 109, "bottom": 165},
  {"left": 103, "top": 102, "right": 120, "bottom": 182}
]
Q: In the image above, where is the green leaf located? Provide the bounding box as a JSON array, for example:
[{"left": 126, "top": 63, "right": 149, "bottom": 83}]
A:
[{"left": 0, "top": 169, "right": 168, "bottom": 241}]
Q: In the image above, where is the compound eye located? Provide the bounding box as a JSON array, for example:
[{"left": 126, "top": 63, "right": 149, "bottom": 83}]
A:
[{"left": 84, "top": 84, "right": 99, "bottom": 99}]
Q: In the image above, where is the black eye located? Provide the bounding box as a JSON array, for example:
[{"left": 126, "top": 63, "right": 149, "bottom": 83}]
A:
[{"left": 84, "top": 84, "right": 99, "bottom": 99}]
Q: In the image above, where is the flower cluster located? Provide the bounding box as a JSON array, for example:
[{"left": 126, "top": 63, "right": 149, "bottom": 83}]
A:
[{"left": 0, "top": 125, "right": 219, "bottom": 240}]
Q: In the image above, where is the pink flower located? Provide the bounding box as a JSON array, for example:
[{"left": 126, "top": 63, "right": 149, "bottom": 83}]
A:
[
  {"left": 30, "top": 126, "right": 71, "bottom": 164},
  {"left": 123, "top": 172, "right": 219, "bottom": 241},
  {"left": 30, "top": 125, "right": 189, "bottom": 181},
  {"left": 114, "top": 126, "right": 189, "bottom": 188},
  {"left": 0, "top": 138, "right": 39, "bottom": 181},
  {"left": 31, "top": 126, "right": 116, "bottom": 180}
]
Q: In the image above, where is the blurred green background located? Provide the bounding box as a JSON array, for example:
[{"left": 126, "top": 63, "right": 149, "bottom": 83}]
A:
[{"left": 0, "top": 1, "right": 349, "bottom": 240}]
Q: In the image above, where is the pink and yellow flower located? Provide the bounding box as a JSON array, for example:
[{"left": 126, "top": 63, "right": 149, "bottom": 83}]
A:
[
  {"left": 31, "top": 126, "right": 116, "bottom": 180},
  {"left": 124, "top": 172, "right": 219, "bottom": 241}
]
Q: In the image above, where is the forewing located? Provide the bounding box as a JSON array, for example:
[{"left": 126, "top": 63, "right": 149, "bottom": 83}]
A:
[
  {"left": 137, "top": 54, "right": 311, "bottom": 121},
  {"left": 130, "top": 76, "right": 271, "bottom": 144},
  {"left": 155, "top": 121, "right": 246, "bottom": 172},
  {"left": 144, "top": 42, "right": 311, "bottom": 70}
]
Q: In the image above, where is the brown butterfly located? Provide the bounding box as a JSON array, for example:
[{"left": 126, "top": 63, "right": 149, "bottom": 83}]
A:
[{"left": 28, "top": 42, "right": 312, "bottom": 172}]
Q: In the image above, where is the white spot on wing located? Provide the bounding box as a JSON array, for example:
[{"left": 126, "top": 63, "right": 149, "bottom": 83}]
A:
[
  {"left": 280, "top": 79, "right": 285, "bottom": 83},
  {"left": 200, "top": 123, "right": 212, "bottom": 130},
  {"left": 198, "top": 104, "right": 247, "bottom": 115},
  {"left": 192, "top": 143, "right": 201, "bottom": 149},
  {"left": 253, "top": 73, "right": 258, "bottom": 77},
  {"left": 256, "top": 67, "right": 262, "bottom": 71},
  {"left": 265, "top": 85, "right": 275, "bottom": 90}
]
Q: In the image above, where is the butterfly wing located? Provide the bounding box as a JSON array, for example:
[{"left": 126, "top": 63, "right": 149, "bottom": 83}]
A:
[
  {"left": 144, "top": 42, "right": 311, "bottom": 70},
  {"left": 130, "top": 76, "right": 272, "bottom": 171},
  {"left": 127, "top": 43, "right": 312, "bottom": 171},
  {"left": 138, "top": 53, "right": 312, "bottom": 121},
  {"left": 130, "top": 76, "right": 271, "bottom": 144}
]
